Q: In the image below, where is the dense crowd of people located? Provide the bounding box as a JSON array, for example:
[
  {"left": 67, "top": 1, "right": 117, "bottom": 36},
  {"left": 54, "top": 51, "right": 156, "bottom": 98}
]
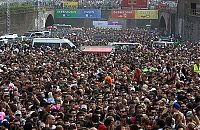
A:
[
  {"left": 77, "top": 0, "right": 121, "bottom": 9},
  {"left": 0, "top": 28, "right": 199, "bottom": 130},
  {"left": 53, "top": 0, "right": 121, "bottom": 9}
]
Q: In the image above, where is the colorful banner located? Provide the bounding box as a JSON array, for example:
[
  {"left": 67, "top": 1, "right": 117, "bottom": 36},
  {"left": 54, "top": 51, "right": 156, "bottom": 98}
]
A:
[
  {"left": 63, "top": 2, "right": 78, "bottom": 8},
  {"left": 55, "top": 9, "right": 101, "bottom": 18},
  {"left": 55, "top": 9, "right": 79, "bottom": 18},
  {"left": 93, "top": 21, "right": 108, "bottom": 27},
  {"left": 108, "top": 20, "right": 125, "bottom": 25},
  {"left": 93, "top": 21, "right": 123, "bottom": 29},
  {"left": 112, "top": 10, "right": 135, "bottom": 19},
  {"left": 121, "top": 0, "right": 148, "bottom": 8},
  {"left": 135, "top": 10, "right": 158, "bottom": 19},
  {"left": 79, "top": 9, "right": 101, "bottom": 18},
  {"left": 107, "top": 25, "right": 123, "bottom": 29}
]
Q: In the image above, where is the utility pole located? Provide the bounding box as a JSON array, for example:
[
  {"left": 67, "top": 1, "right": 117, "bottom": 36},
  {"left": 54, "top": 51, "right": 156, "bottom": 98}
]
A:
[{"left": 6, "top": 0, "right": 10, "bottom": 34}]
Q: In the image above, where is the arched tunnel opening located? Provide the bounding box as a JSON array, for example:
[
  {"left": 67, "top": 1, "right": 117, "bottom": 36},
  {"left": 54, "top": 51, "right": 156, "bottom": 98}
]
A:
[
  {"left": 45, "top": 14, "right": 54, "bottom": 28},
  {"left": 159, "top": 16, "right": 167, "bottom": 34}
]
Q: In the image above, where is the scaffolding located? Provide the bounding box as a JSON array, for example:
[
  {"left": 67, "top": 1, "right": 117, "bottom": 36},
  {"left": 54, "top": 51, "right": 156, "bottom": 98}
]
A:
[
  {"left": 6, "top": 0, "right": 10, "bottom": 34},
  {"left": 4, "top": 0, "right": 55, "bottom": 32},
  {"left": 37, "top": 0, "right": 40, "bottom": 31}
]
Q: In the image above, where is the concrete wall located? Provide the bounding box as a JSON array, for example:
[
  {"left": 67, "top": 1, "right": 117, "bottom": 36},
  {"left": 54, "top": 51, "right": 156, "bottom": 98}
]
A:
[
  {"left": 183, "top": 16, "right": 200, "bottom": 41},
  {"left": 177, "top": 0, "right": 200, "bottom": 41},
  {"left": 0, "top": 11, "right": 37, "bottom": 35}
]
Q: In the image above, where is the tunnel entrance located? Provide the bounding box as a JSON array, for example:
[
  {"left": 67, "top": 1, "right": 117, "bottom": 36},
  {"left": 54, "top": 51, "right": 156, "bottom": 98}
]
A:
[
  {"left": 45, "top": 14, "right": 54, "bottom": 28},
  {"left": 159, "top": 16, "right": 167, "bottom": 35}
]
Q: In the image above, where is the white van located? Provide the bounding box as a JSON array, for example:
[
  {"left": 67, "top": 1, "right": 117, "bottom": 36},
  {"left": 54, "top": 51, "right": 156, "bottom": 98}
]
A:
[
  {"left": 34, "top": 32, "right": 44, "bottom": 37},
  {"left": 15, "top": 36, "right": 27, "bottom": 42},
  {"left": 32, "top": 38, "right": 76, "bottom": 49},
  {"left": 23, "top": 31, "right": 44, "bottom": 39},
  {"left": 0, "top": 34, "right": 18, "bottom": 43}
]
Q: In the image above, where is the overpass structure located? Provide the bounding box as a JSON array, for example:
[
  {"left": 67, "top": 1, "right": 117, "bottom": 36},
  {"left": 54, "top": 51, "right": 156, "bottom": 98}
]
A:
[
  {"left": 1, "top": 0, "right": 199, "bottom": 42},
  {"left": 0, "top": 6, "right": 179, "bottom": 37}
]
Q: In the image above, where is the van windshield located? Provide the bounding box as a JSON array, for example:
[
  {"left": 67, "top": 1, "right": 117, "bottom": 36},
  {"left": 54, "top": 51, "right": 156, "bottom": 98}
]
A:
[
  {"left": 44, "top": 32, "right": 50, "bottom": 35},
  {"left": 62, "top": 43, "right": 71, "bottom": 48},
  {"left": 24, "top": 32, "right": 32, "bottom": 37},
  {"left": 35, "top": 33, "right": 43, "bottom": 37}
]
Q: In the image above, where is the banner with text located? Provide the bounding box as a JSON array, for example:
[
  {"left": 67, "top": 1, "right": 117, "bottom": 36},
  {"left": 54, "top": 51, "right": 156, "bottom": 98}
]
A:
[
  {"left": 55, "top": 9, "right": 101, "bottom": 18},
  {"left": 108, "top": 20, "right": 125, "bottom": 25},
  {"left": 55, "top": 9, "right": 79, "bottom": 18},
  {"left": 93, "top": 21, "right": 108, "bottom": 27},
  {"left": 63, "top": 2, "right": 79, "bottom": 8},
  {"left": 93, "top": 21, "right": 123, "bottom": 29},
  {"left": 135, "top": 10, "right": 158, "bottom": 19},
  {"left": 112, "top": 10, "right": 135, "bottom": 19},
  {"left": 79, "top": 9, "right": 101, "bottom": 18}
]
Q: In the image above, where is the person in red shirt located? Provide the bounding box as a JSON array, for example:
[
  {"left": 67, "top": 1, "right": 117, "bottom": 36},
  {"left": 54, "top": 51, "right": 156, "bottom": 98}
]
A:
[{"left": 134, "top": 68, "right": 142, "bottom": 84}]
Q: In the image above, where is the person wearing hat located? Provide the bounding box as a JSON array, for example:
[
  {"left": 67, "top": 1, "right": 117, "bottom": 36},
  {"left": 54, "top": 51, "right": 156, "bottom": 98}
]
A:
[
  {"left": 185, "top": 111, "right": 200, "bottom": 127},
  {"left": 104, "top": 75, "right": 112, "bottom": 85},
  {"left": 173, "top": 102, "right": 186, "bottom": 126}
]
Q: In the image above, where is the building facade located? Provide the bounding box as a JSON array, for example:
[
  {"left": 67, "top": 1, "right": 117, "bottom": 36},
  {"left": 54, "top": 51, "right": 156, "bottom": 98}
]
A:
[{"left": 178, "top": 0, "right": 200, "bottom": 41}]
